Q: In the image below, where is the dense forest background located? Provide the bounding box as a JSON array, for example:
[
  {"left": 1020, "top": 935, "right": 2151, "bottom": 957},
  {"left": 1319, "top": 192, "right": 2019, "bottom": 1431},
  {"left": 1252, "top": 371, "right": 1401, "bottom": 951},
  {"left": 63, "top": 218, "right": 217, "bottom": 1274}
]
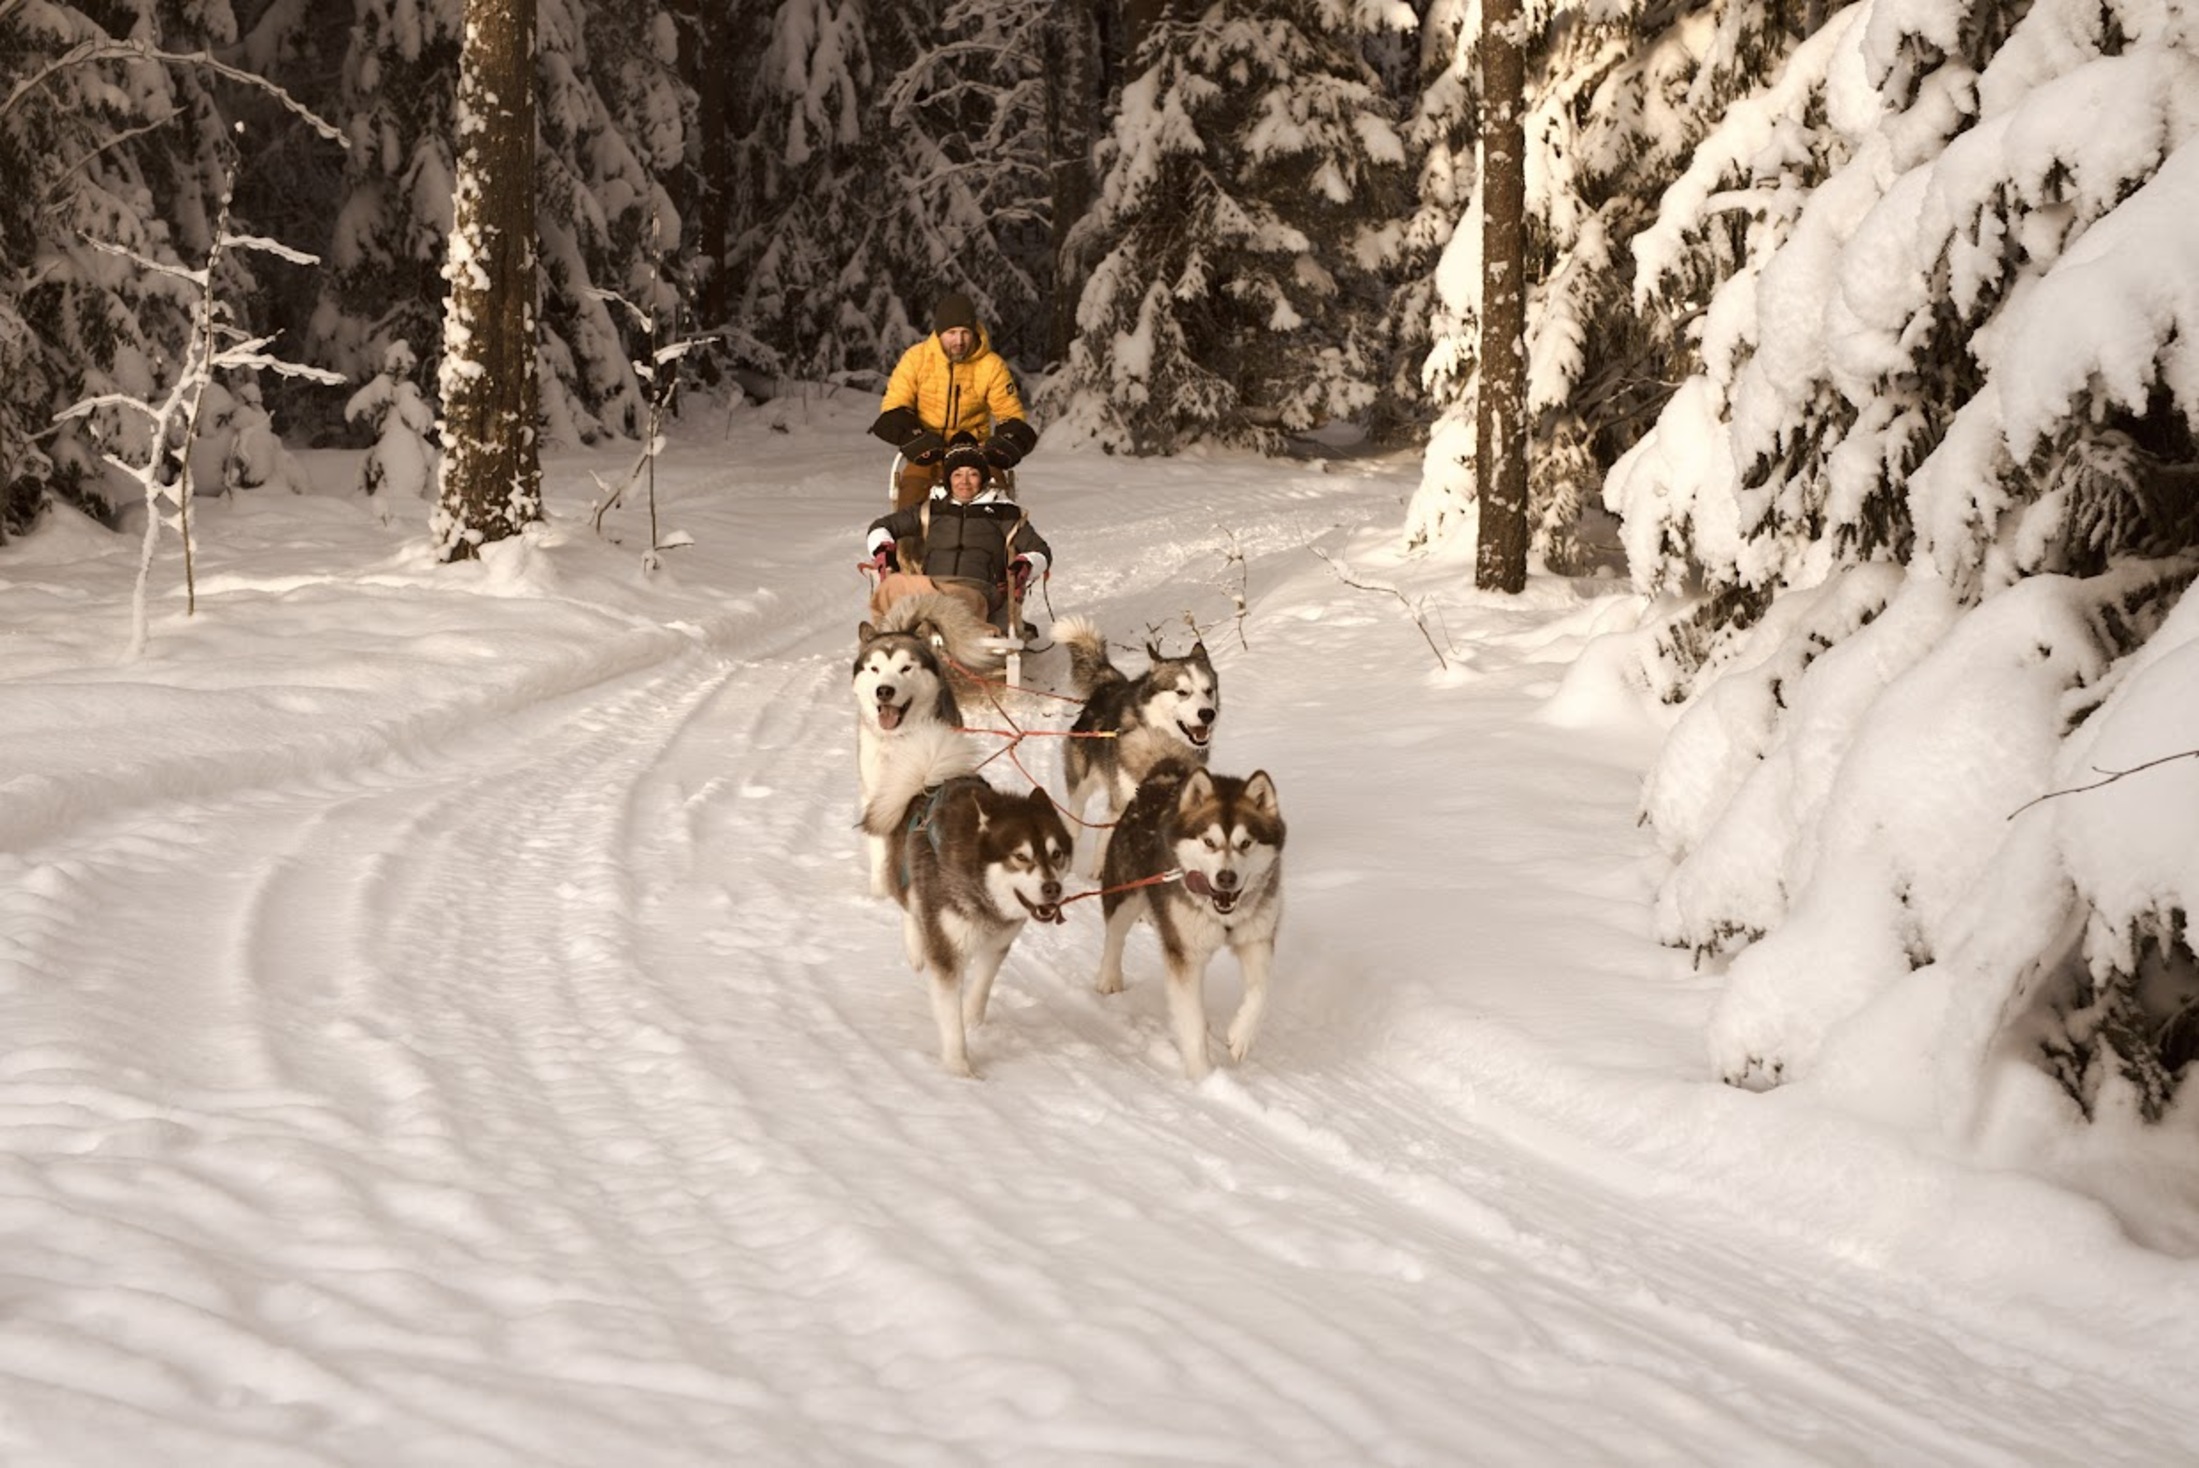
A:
[
  {"left": 0, "top": 0, "right": 1729, "bottom": 550},
  {"left": 4, "top": 0, "right": 2196, "bottom": 1144}
]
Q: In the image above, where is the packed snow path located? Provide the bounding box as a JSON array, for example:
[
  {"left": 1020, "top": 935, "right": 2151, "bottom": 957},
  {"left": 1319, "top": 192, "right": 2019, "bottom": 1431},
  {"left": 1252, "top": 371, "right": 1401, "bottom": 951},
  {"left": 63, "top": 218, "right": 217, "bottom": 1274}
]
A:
[{"left": 3, "top": 425, "right": 2194, "bottom": 1464}]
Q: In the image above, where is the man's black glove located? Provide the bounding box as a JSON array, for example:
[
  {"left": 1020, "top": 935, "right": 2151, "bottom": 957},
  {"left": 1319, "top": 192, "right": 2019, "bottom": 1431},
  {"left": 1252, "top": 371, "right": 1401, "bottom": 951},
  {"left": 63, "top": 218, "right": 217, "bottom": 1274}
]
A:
[
  {"left": 869, "top": 407, "right": 921, "bottom": 447},
  {"left": 984, "top": 417, "right": 1039, "bottom": 469},
  {"left": 903, "top": 430, "right": 946, "bottom": 466}
]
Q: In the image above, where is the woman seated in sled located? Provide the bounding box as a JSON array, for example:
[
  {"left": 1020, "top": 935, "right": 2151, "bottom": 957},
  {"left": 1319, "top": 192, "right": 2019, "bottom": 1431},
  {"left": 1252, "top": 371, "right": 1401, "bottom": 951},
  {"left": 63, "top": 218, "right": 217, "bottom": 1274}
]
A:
[{"left": 865, "top": 432, "right": 1050, "bottom": 640}]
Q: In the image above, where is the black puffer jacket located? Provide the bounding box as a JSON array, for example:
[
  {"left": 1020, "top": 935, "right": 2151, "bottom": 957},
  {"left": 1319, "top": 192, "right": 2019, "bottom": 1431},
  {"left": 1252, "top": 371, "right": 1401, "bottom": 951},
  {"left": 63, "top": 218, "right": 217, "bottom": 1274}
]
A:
[{"left": 868, "top": 491, "right": 1052, "bottom": 605}]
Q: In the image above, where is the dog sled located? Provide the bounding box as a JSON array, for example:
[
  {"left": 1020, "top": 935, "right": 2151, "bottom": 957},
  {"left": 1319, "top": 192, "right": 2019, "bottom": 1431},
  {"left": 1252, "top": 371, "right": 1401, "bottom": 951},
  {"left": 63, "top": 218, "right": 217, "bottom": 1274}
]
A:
[
  {"left": 861, "top": 559, "right": 1046, "bottom": 692},
  {"left": 867, "top": 449, "right": 1047, "bottom": 690}
]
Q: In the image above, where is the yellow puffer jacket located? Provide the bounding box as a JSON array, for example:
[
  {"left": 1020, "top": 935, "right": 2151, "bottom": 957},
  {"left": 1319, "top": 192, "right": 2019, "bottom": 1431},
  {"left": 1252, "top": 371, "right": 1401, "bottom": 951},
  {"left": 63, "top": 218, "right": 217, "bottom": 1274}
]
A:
[{"left": 879, "top": 328, "right": 1026, "bottom": 442}]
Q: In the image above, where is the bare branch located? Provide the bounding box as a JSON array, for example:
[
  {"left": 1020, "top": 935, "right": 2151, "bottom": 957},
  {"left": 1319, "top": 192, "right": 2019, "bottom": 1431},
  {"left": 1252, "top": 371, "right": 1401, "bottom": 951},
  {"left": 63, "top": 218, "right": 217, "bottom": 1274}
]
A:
[
  {"left": 2007, "top": 749, "right": 2199, "bottom": 820},
  {"left": 1214, "top": 526, "right": 1250, "bottom": 651},
  {"left": 1311, "top": 547, "right": 1454, "bottom": 671}
]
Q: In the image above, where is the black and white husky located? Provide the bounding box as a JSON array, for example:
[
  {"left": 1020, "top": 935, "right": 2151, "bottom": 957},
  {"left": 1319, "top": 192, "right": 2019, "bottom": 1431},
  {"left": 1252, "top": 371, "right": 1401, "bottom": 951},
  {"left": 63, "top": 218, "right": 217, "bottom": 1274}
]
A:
[
  {"left": 1054, "top": 616, "right": 1221, "bottom": 876},
  {"left": 863, "top": 724, "right": 1074, "bottom": 1077},
  {"left": 1096, "top": 758, "right": 1285, "bottom": 1081}
]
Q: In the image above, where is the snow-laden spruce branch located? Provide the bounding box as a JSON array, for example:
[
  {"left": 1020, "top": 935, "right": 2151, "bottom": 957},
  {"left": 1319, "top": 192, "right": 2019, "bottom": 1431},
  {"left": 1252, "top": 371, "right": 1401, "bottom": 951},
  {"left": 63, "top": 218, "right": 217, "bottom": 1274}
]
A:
[{"left": 1, "top": 34, "right": 346, "bottom": 148}]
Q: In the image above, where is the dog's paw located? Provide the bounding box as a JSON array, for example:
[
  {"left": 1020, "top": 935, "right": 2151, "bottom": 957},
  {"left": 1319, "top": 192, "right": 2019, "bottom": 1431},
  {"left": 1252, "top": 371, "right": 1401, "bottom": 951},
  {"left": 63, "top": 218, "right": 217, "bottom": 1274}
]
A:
[{"left": 1094, "top": 971, "right": 1123, "bottom": 996}]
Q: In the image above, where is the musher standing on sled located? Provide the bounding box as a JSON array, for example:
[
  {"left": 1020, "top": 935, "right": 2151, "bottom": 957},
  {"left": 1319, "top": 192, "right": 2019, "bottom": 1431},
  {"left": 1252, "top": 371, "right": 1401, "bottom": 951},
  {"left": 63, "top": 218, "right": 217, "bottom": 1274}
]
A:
[
  {"left": 871, "top": 292, "right": 1038, "bottom": 512},
  {"left": 866, "top": 432, "right": 1051, "bottom": 639}
]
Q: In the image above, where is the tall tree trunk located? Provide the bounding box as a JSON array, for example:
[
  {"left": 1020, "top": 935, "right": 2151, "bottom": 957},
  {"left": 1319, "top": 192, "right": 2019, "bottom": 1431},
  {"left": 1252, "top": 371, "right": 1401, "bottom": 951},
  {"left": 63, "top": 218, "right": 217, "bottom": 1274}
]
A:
[
  {"left": 436, "top": 0, "right": 541, "bottom": 562},
  {"left": 1042, "top": 0, "right": 1102, "bottom": 367},
  {"left": 1475, "top": 0, "right": 1529, "bottom": 594}
]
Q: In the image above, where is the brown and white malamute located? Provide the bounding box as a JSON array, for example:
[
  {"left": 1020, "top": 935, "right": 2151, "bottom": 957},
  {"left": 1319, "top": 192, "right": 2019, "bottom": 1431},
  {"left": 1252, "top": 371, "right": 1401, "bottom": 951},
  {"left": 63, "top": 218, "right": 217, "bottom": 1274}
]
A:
[
  {"left": 1095, "top": 758, "right": 1285, "bottom": 1081},
  {"left": 863, "top": 724, "right": 1073, "bottom": 1077}
]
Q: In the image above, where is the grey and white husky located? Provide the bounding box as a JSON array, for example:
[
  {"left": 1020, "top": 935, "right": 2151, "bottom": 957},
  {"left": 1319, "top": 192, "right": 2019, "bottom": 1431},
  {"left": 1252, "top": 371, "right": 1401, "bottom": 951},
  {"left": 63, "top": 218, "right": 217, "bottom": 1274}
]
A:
[
  {"left": 853, "top": 613, "right": 964, "bottom": 897},
  {"left": 1096, "top": 758, "right": 1285, "bottom": 1081},
  {"left": 1054, "top": 616, "right": 1221, "bottom": 876},
  {"left": 863, "top": 724, "right": 1074, "bottom": 1077}
]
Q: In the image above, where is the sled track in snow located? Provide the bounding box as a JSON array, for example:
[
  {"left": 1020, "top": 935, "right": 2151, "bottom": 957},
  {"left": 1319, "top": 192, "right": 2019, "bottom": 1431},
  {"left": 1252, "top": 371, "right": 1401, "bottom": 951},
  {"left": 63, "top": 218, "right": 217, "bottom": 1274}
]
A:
[{"left": 5, "top": 468, "right": 2190, "bottom": 1462}]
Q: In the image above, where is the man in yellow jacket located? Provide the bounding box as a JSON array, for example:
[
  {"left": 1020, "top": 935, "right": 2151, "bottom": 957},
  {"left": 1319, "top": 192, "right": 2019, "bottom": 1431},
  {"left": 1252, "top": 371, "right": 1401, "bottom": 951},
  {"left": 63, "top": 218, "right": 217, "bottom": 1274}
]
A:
[{"left": 870, "top": 292, "right": 1039, "bottom": 510}]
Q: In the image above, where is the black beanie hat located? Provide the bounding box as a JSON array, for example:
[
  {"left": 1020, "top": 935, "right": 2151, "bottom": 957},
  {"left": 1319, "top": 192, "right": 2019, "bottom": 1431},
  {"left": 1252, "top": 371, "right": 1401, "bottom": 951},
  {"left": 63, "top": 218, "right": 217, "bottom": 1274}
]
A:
[
  {"left": 933, "top": 292, "right": 978, "bottom": 334},
  {"left": 942, "top": 432, "right": 990, "bottom": 483}
]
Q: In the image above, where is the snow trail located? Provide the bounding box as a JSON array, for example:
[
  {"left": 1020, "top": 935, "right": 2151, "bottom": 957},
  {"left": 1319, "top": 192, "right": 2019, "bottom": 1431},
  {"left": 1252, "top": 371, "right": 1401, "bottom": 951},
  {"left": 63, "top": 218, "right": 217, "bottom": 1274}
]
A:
[{"left": 2, "top": 428, "right": 2195, "bottom": 1463}]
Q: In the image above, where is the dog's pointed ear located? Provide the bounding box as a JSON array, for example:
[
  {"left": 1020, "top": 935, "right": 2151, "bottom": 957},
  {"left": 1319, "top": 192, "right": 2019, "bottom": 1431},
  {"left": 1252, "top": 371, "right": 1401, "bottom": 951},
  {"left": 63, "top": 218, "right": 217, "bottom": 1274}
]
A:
[
  {"left": 1146, "top": 639, "right": 1165, "bottom": 663},
  {"left": 1180, "top": 768, "right": 1217, "bottom": 811},
  {"left": 859, "top": 622, "right": 880, "bottom": 645},
  {"left": 1242, "top": 770, "right": 1279, "bottom": 816}
]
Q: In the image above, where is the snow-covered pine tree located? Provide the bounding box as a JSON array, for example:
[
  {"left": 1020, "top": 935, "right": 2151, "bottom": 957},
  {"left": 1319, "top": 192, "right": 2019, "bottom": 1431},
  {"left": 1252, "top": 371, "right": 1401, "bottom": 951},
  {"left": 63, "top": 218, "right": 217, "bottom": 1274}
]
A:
[
  {"left": 315, "top": 0, "right": 686, "bottom": 450},
  {"left": 346, "top": 339, "right": 439, "bottom": 521},
  {"left": 1611, "top": 0, "right": 2199, "bottom": 682},
  {"left": 873, "top": 0, "right": 1054, "bottom": 365},
  {"left": 311, "top": 0, "right": 464, "bottom": 398},
  {"left": 1045, "top": 0, "right": 1415, "bottom": 455},
  {"left": 719, "top": 0, "right": 899, "bottom": 383},
  {"left": 1400, "top": 0, "right": 1816, "bottom": 569},
  {"left": 0, "top": 0, "right": 244, "bottom": 536},
  {"left": 433, "top": 0, "right": 541, "bottom": 560},
  {"left": 1609, "top": 0, "right": 2199, "bottom": 1134},
  {"left": 534, "top": 0, "right": 686, "bottom": 444},
  {"left": 1040, "top": 0, "right": 1106, "bottom": 366}
]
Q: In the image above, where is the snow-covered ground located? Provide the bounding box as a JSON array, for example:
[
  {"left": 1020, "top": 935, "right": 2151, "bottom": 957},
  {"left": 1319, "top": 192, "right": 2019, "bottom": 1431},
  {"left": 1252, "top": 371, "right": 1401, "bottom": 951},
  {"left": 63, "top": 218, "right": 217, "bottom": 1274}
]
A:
[{"left": 3, "top": 389, "right": 2195, "bottom": 1465}]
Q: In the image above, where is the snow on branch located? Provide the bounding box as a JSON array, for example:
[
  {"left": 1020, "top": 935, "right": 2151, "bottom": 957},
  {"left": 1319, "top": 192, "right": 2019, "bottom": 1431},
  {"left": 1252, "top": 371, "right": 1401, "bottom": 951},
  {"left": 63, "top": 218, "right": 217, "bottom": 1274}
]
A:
[{"left": 1, "top": 36, "right": 346, "bottom": 147}]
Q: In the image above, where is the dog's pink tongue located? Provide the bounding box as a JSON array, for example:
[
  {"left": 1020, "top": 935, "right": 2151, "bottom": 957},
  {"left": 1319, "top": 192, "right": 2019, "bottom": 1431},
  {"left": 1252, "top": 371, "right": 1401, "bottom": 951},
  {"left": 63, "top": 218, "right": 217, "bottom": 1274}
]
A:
[{"left": 878, "top": 705, "right": 905, "bottom": 730}]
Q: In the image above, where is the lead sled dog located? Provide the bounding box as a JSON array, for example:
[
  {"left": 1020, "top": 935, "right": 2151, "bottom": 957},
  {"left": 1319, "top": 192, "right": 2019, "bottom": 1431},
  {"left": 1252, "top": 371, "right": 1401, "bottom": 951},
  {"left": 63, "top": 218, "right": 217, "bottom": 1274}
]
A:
[
  {"left": 1054, "top": 616, "right": 1221, "bottom": 877},
  {"left": 864, "top": 723, "right": 1074, "bottom": 1077},
  {"left": 851, "top": 589, "right": 1029, "bottom": 896},
  {"left": 852, "top": 605, "right": 964, "bottom": 897},
  {"left": 1096, "top": 757, "right": 1286, "bottom": 1080}
]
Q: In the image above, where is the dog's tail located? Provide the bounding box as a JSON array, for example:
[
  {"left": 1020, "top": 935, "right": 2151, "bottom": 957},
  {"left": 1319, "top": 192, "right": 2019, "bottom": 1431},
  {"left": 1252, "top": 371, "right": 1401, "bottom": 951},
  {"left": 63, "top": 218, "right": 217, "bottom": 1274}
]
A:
[
  {"left": 879, "top": 590, "right": 1006, "bottom": 678},
  {"left": 861, "top": 724, "right": 980, "bottom": 837},
  {"left": 1053, "top": 615, "right": 1122, "bottom": 698}
]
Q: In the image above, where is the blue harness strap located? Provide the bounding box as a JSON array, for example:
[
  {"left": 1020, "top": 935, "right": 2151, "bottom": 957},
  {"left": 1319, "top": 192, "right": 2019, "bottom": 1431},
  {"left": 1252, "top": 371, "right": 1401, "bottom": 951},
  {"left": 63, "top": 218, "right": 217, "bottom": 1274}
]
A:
[{"left": 899, "top": 781, "right": 956, "bottom": 886}]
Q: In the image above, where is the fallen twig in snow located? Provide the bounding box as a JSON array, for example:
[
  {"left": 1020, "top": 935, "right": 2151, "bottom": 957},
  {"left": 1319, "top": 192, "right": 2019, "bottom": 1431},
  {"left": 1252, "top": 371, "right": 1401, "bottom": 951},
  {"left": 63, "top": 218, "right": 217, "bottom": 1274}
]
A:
[{"left": 1311, "top": 547, "right": 1454, "bottom": 671}]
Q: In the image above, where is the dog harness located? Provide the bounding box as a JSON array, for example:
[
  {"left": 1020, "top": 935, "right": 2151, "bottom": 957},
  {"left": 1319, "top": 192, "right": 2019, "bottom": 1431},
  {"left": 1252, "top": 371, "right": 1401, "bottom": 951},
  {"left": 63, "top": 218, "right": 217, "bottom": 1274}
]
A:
[{"left": 898, "top": 780, "right": 959, "bottom": 888}]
